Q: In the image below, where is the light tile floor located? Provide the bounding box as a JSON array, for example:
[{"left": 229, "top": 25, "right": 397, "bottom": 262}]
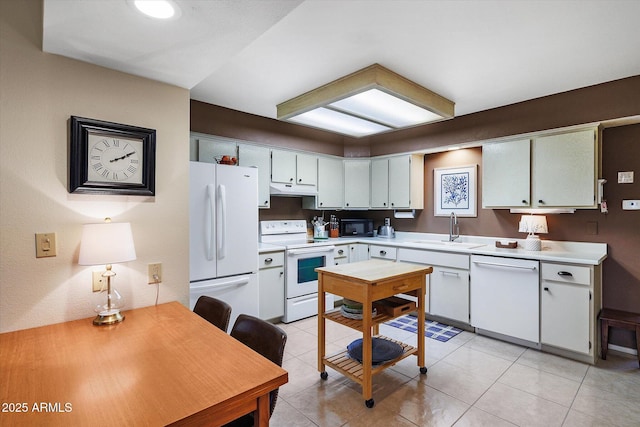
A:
[{"left": 270, "top": 316, "right": 640, "bottom": 427}]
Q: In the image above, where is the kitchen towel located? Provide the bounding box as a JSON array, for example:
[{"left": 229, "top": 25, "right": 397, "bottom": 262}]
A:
[{"left": 384, "top": 315, "right": 463, "bottom": 342}]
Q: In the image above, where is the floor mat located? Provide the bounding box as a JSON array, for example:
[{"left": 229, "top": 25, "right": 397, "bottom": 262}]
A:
[{"left": 384, "top": 314, "right": 463, "bottom": 342}]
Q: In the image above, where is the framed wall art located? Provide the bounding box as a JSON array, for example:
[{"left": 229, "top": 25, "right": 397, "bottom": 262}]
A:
[
  {"left": 69, "top": 116, "right": 156, "bottom": 196},
  {"left": 434, "top": 164, "right": 477, "bottom": 217}
]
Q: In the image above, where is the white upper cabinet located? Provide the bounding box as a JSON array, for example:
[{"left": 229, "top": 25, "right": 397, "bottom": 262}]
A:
[
  {"left": 296, "top": 153, "right": 318, "bottom": 186},
  {"left": 238, "top": 144, "right": 271, "bottom": 208},
  {"left": 370, "top": 158, "right": 390, "bottom": 209},
  {"left": 482, "top": 128, "right": 598, "bottom": 209},
  {"left": 309, "top": 156, "right": 343, "bottom": 209},
  {"left": 388, "top": 154, "right": 424, "bottom": 209},
  {"left": 532, "top": 129, "right": 597, "bottom": 208},
  {"left": 271, "top": 149, "right": 317, "bottom": 186},
  {"left": 271, "top": 150, "right": 297, "bottom": 184},
  {"left": 344, "top": 159, "right": 371, "bottom": 209},
  {"left": 482, "top": 139, "right": 531, "bottom": 208}
]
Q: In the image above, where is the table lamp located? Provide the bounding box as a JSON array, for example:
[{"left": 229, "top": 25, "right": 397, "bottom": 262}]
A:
[
  {"left": 518, "top": 215, "right": 548, "bottom": 251},
  {"left": 79, "top": 218, "right": 136, "bottom": 325}
]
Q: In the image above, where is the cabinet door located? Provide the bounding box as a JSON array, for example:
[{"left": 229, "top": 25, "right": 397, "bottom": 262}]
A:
[
  {"left": 259, "top": 266, "right": 285, "bottom": 320},
  {"left": 389, "top": 156, "right": 410, "bottom": 208},
  {"left": 271, "top": 150, "right": 297, "bottom": 184},
  {"left": 316, "top": 157, "right": 343, "bottom": 209},
  {"left": 371, "top": 158, "right": 389, "bottom": 208},
  {"left": 238, "top": 144, "right": 270, "bottom": 208},
  {"left": 532, "top": 129, "right": 596, "bottom": 207},
  {"left": 430, "top": 266, "right": 469, "bottom": 323},
  {"left": 349, "top": 243, "right": 369, "bottom": 262},
  {"left": 482, "top": 139, "right": 531, "bottom": 208},
  {"left": 388, "top": 154, "right": 423, "bottom": 209},
  {"left": 541, "top": 282, "right": 590, "bottom": 354},
  {"left": 344, "top": 159, "right": 370, "bottom": 208},
  {"left": 296, "top": 153, "right": 318, "bottom": 186}
]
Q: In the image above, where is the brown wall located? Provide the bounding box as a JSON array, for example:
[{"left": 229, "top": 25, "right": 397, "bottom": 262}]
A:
[
  {"left": 191, "top": 77, "right": 640, "bottom": 349},
  {"left": 366, "top": 75, "right": 640, "bottom": 156}
]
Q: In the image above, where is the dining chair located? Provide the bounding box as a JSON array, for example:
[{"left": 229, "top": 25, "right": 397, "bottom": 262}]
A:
[
  {"left": 192, "top": 296, "right": 232, "bottom": 332},
  {"left": 224, "top": 314, "right": 287, "bottom": 426}
]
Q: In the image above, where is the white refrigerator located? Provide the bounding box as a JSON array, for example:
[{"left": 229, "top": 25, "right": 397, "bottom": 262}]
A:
[{"left": 189, "top": 161, "right": 259, "bottom": 328}]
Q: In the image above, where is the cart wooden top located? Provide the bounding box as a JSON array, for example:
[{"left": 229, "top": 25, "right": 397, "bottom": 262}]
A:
[{"left": 316, "top": 259, "right": 432, "bottom": 284}]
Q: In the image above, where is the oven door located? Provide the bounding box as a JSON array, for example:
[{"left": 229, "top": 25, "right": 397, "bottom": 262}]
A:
[{"left": 286, "top": 245, "right": 335, "bottom": 299}]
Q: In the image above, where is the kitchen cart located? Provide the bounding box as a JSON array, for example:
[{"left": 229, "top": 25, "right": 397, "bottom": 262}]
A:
[{"left": 316, "top": 259, "right": 432, "bottom": 408}]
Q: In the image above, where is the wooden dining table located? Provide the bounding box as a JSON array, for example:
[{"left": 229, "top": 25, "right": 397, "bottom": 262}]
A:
[{"left": 0, "top": 302, "right": 288, "bottom": 426}]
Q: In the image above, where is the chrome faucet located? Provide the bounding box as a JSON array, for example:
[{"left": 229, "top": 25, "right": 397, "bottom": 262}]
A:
[{"left": 449, "top": 212, "right": 460, "bottom": 242}]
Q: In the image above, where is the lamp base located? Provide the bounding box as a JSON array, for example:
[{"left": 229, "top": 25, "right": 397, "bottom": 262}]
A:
[
  {"left": 93, "top": 309, "right": 125, "bottom": 326},
  {"left": 524, "top": 235, "right": 542, "bottom": 251}
]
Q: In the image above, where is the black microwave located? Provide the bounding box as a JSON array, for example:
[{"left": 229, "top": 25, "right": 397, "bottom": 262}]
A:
[{"left": 340, "top": 219, "right": 374, "bottom": 237}]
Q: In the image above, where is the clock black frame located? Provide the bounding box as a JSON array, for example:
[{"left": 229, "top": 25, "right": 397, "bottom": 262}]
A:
[{"left": 69, "top": 116, "right": 156, "bottom": 196}]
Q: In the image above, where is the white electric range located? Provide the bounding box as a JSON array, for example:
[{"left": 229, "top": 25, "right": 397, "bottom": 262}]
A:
[{"left": 260, "top": 220, "right": 335, "bottom": 323}]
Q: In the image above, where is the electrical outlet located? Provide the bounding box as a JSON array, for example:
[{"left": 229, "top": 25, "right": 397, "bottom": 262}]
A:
[
  {"left": 148, "top": 263, "right": 162, "bottom": 284},
  {"left": 92, "top": 271, "right": 105, "bottom": 292}
]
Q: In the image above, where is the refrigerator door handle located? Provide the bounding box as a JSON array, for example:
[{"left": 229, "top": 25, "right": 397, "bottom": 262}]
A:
[
  {"left": 217, "top": 184, "right": 227, "bottom": 259},
  {"left": 206, "top": 184, "right": 216, "bottom": 261}
]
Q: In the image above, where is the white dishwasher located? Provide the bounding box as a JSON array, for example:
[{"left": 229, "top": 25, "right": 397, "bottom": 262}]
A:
[{"left": 470, "top": 255, "right": 540, "bottom": 344}]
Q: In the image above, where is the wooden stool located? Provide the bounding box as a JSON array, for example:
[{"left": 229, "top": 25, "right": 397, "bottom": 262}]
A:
[{"left": 599, "top": 308, "right": 640, "bottom": 367}]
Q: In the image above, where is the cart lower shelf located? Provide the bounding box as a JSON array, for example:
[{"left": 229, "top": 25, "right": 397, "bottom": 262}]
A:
[{"left": 321, "top": 335, "right": 419, "bottom": 384}]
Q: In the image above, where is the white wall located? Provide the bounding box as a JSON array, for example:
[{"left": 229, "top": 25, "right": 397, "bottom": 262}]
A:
[{"left": 0, "top": 1, "right": 190, "bottom": 332}]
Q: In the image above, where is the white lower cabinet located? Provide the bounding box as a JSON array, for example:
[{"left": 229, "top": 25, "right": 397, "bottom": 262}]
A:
[
  {"left": 397, "top": 248, "right": 471, "bottom": 321},
  {"left": 349, "top": 243, "right": 369, "bottom": 262},
  {"left": 541, "top": 262, "right": 592, "bottom": 355},
  {"left": 258, "top": 251, "right": 285, "bottom": 320},
  {"left": 430, "top": 266, "right": 470, "bottom": 323}
]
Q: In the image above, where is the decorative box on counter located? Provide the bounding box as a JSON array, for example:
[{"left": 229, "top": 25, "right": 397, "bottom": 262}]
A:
[{"left": 373, "top": 296, "right": 416, "bottom": 317}]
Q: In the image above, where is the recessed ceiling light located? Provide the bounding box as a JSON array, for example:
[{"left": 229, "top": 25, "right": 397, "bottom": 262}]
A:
[{"left": 133, "top": 0, "right": 179, "bottom": 19}]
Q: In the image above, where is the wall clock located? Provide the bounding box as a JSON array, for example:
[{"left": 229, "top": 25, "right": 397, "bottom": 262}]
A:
[{"left": 69, "top": 116, "right": 156, "bottom": 196}]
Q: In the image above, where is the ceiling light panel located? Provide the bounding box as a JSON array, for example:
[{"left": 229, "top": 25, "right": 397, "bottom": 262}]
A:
[
  {"left": 277, "top": 64, "right": 454, "bottom": 137},
  {"left": 287, "top": 108, "right": 392, "bottom": 137},
  {"left": 329, "top": 89, "right": 444, "bottom": 127}
]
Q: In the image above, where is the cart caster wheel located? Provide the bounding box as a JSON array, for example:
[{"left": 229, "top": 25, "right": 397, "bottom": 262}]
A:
[
  {"left": 365, "top": 399, "right": 375, "bottom": 408},
  {"left": 420, "top": 367, "right": 428, "bottom": 374},
  {"left": 320, "top": 371, "right": 328, "bottom": 380}
]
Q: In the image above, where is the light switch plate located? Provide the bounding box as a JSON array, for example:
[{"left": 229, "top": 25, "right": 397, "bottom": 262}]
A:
[
  {"left": 618, "top": 171, "right": 634, "bottom": 183},
  {"left": 35, "top": 232, "right": 56, "bottom": 258}
]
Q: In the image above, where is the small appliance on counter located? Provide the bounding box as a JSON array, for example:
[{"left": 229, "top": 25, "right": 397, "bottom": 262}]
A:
[
  {"left": 377, "top": 217, "right": 396, "bottom": 238},
  {"left": 339, "top": 218, "right": 374, "bottom": 237}
]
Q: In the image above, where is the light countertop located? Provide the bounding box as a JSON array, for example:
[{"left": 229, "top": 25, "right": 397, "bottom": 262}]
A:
[{"left": 260, "top": 232, "right": 607, "bottom": 266}]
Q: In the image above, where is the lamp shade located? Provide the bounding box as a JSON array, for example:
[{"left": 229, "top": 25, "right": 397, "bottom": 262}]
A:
[
  {"left": 78, "top": 222, "right": 137, "bottom": 266},
  {"left": 518, "top": 215, "right": 548, "bottom": 235}
]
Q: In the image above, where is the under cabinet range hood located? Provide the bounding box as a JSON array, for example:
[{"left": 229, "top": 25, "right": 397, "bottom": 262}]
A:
[{"left": 269, "top": 182, "right": 318, "bottom": 197}]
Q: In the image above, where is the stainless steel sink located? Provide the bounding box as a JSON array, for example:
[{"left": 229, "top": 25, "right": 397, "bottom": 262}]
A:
[{"left": 410, "top": 240, "right": 486, "bottom": 249}]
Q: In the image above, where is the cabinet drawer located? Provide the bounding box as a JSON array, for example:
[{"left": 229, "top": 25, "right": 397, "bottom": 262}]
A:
[
  {"left": 369, "top": 245, "right": 397, "bottom": 260},
  {"left": 541, "top": 263, "right": 591, "bottom": 286},
  {"left": 334, "top": 245, "right": 349, "bottom": 259},
  {"left": 371, "top": 274, "right": 424, "bottom": 301},
  {"left": 259, "top": 252, "right": 284, "bottom": 269}
]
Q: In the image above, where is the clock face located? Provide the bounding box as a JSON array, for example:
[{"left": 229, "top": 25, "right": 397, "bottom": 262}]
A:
[{"left": 86, "top": 134, "right": 144, "bottom": 184}]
